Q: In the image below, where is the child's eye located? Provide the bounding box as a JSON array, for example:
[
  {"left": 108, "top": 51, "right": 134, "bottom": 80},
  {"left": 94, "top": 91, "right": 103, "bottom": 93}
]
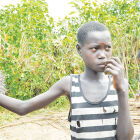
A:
[
  {"left": 105, "top": 46, "right": 111, "bottom": 51},
  {"left": 91, "top": 47, "right": 97, "bottom": 52}
]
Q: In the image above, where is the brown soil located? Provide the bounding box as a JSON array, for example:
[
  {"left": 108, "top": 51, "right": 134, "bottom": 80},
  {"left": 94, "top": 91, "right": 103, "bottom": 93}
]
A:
[
  {"left": 129, "top": 98, "right": 140, "bottom": 137},
  {"left": 0, "top": 110, "right": 70, "bottom": 140},
  {"left": 0, "top": 99, "right": 140, "bottom": 140}
]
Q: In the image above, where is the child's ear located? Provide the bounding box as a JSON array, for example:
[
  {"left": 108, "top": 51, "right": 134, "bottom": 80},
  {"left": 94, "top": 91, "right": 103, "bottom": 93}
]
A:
[{"left": 76, "top": 43, "right": 82, "bottom": 56}]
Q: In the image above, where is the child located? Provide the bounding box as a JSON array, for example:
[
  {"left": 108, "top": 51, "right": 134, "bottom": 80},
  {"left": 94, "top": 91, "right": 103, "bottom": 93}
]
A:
[{"left": 0, "top": 21, "right": 134, "bottom": 140}]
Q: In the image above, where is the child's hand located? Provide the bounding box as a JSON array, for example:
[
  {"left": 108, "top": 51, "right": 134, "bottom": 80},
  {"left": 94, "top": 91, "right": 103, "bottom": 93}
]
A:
[{"left": 104, "top": 57, "right": 126, "bottom": 94}]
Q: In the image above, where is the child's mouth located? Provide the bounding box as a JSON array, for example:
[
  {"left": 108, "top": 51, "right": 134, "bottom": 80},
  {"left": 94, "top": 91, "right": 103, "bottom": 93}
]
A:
[{"left": 98, "top": 61, "right": 107, "bottom": 66}]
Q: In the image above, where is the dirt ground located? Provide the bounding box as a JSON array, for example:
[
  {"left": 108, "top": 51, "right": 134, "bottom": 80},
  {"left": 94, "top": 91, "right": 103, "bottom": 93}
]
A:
[
  {"left": 0, "top": 99, "right": 140, "bottom": 140},
  {"left": 0, "top": 110, "right": 70, "bottom": 140}
]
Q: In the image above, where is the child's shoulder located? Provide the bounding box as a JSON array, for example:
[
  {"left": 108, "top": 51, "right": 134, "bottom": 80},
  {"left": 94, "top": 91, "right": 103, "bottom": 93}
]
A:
[
  {"left": 57, "top": 75, "right": 72, "bottom": 96},
  {"left": 60, "top": 74, "right": 80, "bottom": 96}
]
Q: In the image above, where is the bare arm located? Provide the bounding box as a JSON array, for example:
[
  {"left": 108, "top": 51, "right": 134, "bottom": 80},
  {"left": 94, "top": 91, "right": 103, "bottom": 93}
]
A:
[
  {"left": 0, "top": 76, "right": 71, "bottom": 115},
  {"left": 105, "top": 57, "right": 134, "bottom": 140},
  {"left": 116, "top": 80, "right": 134, "bottom": 140}
]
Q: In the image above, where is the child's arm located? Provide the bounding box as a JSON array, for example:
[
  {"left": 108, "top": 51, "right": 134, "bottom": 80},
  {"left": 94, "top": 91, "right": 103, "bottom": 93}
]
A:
[
  {"left": 0, "top": 76, "right": 70, "bottom": 115},
  {"left": 105, "top": 57, "right": 134, "bottom": 140}
]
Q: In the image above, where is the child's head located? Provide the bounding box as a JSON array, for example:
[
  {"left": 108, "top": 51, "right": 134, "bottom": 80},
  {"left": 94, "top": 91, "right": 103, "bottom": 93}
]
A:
[
  {"left": 77, "top": 21, "right": 109, "bottom": 46},
  {"left": 76, "top": 21, "right": 112, "bottom": 72}
]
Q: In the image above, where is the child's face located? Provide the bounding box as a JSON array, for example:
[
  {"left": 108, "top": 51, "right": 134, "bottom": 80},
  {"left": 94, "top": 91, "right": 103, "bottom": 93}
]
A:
[{"left": 80, "top": 30, "right": 112, "bottom": 72}]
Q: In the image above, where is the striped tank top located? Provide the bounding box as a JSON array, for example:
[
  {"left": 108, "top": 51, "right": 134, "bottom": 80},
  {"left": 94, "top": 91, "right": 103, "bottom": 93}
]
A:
[{"left": 68, "top": 74, "right": 118, "bottom": 140}]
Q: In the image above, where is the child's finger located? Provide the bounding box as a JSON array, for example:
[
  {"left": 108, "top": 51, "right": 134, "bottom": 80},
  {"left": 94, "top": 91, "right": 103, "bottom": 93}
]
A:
[
  {"left": 105, "top": 63, "right": 119, "bottom": 71},
  {"left": 104, "top": 67, "right": 118, "bottom": 76},
  {"left": 112, "top": 57, "right": 122, "bottom": 64},
  {"left": 106, "top": 59, "right": 120, "bottom": 67}
]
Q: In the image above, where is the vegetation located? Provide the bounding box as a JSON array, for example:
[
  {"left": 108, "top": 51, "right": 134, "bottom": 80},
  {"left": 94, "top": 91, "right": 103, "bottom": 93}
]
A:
[{"left": 0, "top": 0, "right": 139, "bottom": 108}]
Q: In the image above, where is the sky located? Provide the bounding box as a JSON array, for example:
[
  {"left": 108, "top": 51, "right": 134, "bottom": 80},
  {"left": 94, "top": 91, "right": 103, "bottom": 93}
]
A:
[
  {"left": 0, "top": 0, "right": 109, "bottom": 20},
  {"left": 0, "top": 0, "right": 76, "bottom": 20}
]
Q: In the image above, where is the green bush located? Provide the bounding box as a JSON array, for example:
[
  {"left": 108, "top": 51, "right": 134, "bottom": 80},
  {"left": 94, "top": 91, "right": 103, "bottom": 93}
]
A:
[{"left": 0, "top": 0, "right": 139, "bottom": 106}]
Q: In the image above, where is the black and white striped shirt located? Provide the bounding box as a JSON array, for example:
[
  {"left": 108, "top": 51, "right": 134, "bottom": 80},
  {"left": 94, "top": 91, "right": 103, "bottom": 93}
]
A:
[{"left": 68, "top": 74, "right": 118, "bottom": 140}]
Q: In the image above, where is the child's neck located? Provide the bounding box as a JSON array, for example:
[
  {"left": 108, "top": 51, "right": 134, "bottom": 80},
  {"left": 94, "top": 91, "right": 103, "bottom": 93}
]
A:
[{"left": 81, "top": 66, "right": 105, "bottom": 81}]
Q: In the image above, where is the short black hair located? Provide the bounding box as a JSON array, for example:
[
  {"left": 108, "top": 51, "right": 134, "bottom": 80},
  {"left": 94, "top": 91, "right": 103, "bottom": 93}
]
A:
[{"left": 77, "top": 21, "right": 109, "bottom": 45}]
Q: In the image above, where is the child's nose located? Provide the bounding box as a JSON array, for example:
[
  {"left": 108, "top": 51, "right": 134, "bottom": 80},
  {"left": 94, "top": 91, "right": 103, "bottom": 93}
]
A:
[{"left": 98, "top": 50, "right": 106, "bottom": 59}]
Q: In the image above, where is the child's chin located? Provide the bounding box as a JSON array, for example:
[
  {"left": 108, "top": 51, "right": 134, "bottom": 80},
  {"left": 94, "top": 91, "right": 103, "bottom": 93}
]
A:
[
  {"left": 96, "top": 69, "right": 105, "bottom": 73},
  {"left": 97, "top": 68, "right": 105, "bottom": 72}
]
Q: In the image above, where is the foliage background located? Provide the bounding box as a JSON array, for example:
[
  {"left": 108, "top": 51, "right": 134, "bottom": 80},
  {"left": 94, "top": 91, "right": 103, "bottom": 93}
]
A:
[{"left": 0, "top": 0, "right": 139, "bottom": 106}]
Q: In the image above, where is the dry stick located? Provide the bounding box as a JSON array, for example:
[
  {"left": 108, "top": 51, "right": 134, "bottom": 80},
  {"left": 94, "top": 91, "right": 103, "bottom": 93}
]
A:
[
  {"left": 53, "top": 118, "right": 70, "bottom": 132},
  {"left": 132, "top": 42, "right": 140, "bottom": 91},
  {"left": 44, "top": 65, "right": 54, "bottom": 83},
  {"left": 129, "top": 83, "right": 135, "bottom": 97},
  {"left": 45, "top": 120, "right": 61, "bottom": 130},
  {"left": 124, "top": 36, "right": 128, "bottom": 79},
  {"left": 0, "top": 119, "right": 58, "bottom": 130},
  {"left": 0, "top": 117, "right": 45, "bottom": 129},
  {"left": 0, "top": 114, "right": 68, "bottom": 130}
]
